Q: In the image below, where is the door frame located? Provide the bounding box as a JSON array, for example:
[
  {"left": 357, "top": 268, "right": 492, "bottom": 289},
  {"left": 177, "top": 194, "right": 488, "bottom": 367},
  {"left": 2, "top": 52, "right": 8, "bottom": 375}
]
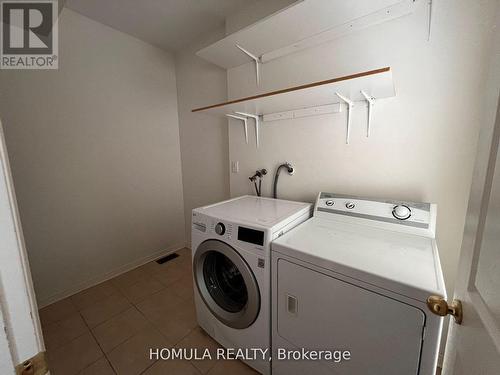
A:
[
  {"left": 465, "top": 94, "right": 500, "bottom": 349},
  {"left": 442, "top": 89, "right": 500, "bottom": 373},
  {"left": 0, "top": 120, "right": 45, "bottom": 372}
]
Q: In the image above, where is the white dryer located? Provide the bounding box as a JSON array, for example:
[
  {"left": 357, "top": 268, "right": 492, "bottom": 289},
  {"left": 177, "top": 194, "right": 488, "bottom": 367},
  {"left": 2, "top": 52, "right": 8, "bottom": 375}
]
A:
[
  {"left": 271, "top": 192, "right": 446, "bottom": 375},
  {"left": 191, "top": 195, "right": 312, "bottom": 374}
]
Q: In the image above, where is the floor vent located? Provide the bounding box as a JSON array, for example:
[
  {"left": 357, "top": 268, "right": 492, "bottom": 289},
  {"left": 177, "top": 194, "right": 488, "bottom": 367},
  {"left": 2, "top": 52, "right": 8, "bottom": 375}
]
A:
[{"left": 156, "top": 253, "right": 179, "bottom": 264}]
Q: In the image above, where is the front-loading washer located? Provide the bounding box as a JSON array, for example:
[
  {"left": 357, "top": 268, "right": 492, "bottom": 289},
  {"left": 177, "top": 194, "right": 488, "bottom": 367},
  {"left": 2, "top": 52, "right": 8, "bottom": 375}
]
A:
[
  {"left": 271, "top": 192, "right": 446, "bottom": 375},
  {"left": 191, "top": 195, "right": 312, "bottom": 374}
]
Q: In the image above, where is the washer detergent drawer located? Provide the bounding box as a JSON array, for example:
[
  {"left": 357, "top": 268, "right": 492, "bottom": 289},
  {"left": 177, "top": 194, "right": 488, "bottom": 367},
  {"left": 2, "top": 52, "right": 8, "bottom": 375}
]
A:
[{"left": 276, "top": 259, "right": 425, "bottom": 375}]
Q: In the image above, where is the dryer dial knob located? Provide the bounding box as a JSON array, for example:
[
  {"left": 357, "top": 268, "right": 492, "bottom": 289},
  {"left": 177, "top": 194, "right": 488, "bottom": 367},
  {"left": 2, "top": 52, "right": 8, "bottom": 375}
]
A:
[
  {"left": 215, "top": 222, "right": 226, "bottom": 235},
  {"left": 393, "top": 205, "right": 412, "bottom": 220}
]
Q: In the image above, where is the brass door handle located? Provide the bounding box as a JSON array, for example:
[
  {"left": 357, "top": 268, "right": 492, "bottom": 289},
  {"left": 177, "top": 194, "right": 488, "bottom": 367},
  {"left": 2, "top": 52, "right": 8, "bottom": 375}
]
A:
[{"left": 426, "top": 296, "right": 463, "bottom": 324}]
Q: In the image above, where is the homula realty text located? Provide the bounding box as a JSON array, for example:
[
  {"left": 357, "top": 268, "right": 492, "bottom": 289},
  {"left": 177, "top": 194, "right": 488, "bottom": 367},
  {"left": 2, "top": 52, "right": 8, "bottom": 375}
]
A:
[{"left": 150, "top": 348, "right": 351, "bottom": 363}]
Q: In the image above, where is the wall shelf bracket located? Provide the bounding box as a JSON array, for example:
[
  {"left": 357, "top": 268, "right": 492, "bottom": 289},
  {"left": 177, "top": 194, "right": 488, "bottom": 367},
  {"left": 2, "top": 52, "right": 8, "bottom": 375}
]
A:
[
  {"left": 236, "top": 44, "right": 262, "bottom": 86},
  {"left": 360, "top": 90, "right": 376, "bottom": 137},
  {"left": 192, "top": 68, "right": 395, "bottom": 145},
  {"left": 226, "top": 114, "right": 249, "bottom": 144},
  {"left": 427, "top": 0, "right": 433, "bottom": 41},
  {"left": 235, "top": 111, "right": 261, "bottom": 148},
  {"left": 335, "top": 92, "right": 355, "bottom": 144}
]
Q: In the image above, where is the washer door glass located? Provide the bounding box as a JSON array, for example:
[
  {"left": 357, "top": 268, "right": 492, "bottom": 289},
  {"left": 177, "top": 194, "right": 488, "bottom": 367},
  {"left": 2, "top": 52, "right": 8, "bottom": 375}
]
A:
[
  {"left": 194, "top": 239, "right": 260, "bottom": 329},
  {"left": 203, "top": 251, "right": 248, "bottom": 313}
]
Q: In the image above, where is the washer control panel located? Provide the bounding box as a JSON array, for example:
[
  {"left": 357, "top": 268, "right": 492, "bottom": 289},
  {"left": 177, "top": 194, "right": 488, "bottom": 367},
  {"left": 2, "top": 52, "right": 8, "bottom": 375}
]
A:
[
  {"left": 192, "top": 215, "right": 234, "bottom": 241},
  {"left": 315, "top": 192, "right": 437, "bottom": 238},
  {"left": 192, "top": 212, "right": 267, "bottom": 249},
  {"left": 215, "top": 222, "right": 226, "bottom": 235},
  {"left": 209, "top": 220, "right": 233, "bottom": 240}
]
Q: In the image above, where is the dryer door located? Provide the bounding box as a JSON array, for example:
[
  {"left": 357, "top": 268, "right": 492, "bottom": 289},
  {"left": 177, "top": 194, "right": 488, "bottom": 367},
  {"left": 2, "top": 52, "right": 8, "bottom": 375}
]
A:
[
  {"left": 275, "top": 258, "right": 425, "bottom": 374},
  {"left": 193, "top": 239, "right": 260, "bottom": 329}
]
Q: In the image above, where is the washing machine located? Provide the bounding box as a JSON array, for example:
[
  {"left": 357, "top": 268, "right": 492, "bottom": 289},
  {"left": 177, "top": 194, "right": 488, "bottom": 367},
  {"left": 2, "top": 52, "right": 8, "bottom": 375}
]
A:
[
  {"left": 271, "top": 192, "right": 446, "bottom": 375},
  {"left": 191, "top": 195, "right": 312, "bottom": 374}
]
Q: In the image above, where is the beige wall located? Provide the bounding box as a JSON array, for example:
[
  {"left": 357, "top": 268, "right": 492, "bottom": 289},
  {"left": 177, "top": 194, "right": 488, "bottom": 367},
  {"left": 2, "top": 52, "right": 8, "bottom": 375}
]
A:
[
  {"left": 175, "top": 30, "right": 230, "bottom": 246},
  {"left": 226, "top": 0, "right": 497, "bottom": 314},
  {"left": 0, "top": 9, "right": 186, "bottom": 306}
]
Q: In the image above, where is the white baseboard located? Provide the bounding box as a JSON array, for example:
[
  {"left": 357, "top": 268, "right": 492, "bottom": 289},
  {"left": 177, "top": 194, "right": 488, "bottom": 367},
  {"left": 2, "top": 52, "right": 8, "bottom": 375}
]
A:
[{"left": 38, "top": 242, "right": 187, "bottom": 308}]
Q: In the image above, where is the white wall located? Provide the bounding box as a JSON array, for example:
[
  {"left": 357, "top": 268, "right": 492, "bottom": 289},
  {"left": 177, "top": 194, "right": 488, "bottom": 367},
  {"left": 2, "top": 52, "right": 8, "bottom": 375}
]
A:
[
  {"left": 175, "top": 30, "right": 230, "bottom": 245},
  {"left": 173, "top": 0, "right": 301, "bottom": 240},
  {"left": 225, "top": 0, "right": 297, "bottom": 34},
  {"left": 226, "top": 0, "right": 497, "bottom": 315},
  {"left": 0, "top": 9, "right": 186, "bottom": 306}
]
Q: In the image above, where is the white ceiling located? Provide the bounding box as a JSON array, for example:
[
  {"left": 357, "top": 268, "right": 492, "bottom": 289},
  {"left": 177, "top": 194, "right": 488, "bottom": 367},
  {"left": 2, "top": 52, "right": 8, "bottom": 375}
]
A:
[{"left": 65, "top": 0, "right": 259, "bottom": 51}]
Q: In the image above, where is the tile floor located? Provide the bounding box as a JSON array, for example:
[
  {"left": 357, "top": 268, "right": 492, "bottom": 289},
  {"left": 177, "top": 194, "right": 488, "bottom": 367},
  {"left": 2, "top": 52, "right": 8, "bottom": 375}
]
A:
[
  {"left": 39, "top": 247, "right": 443, "bottom": 375},
  {"left": 39, "top": 248, "right": 258, "bottom": 375}
]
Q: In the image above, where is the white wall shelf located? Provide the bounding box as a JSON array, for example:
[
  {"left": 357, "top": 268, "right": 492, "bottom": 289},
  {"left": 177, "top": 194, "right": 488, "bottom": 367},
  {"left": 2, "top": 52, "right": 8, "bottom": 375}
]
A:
[
  {"left": 196, "top": 0, "right": 420, "bottom": 73},
  {"left": 192, "top": 67, "right": 395, "bottom": 145}
]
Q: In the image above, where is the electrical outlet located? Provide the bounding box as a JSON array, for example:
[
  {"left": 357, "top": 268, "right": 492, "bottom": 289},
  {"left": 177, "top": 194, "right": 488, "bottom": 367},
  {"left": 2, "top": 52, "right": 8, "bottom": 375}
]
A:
[{"left": 231, "top": 161, "right": 239, "bottom": 173}]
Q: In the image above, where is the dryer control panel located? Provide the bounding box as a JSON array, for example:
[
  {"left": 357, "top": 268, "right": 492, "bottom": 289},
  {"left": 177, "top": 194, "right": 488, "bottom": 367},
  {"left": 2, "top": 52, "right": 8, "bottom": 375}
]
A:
[{"left": 315, "top": 192, "right": 437, "bottom": 238}]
